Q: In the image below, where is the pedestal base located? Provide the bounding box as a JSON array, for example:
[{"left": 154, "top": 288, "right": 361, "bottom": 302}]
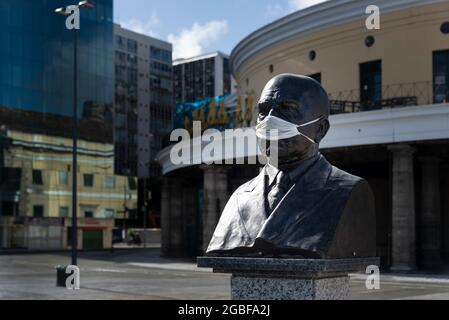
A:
[
  {"left": 232, "top": 275, "right": 349, "bottom": 300},
  {"left": 197, "top": 257, "right": 379, "bottom": 300}
]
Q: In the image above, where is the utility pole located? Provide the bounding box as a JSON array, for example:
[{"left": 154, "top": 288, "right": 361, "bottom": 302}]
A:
[{"left": 55, "top": 1, "right": 96, "bottom": 266}]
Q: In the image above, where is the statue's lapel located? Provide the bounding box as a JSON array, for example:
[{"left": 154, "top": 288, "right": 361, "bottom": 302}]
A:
[
  {"left": 256, "top": 156, "right": 333, "bottom": 241},
  {"left": 235, "top": 157, "right": 333, "bottom": 245},
  {"left": 237, "top": 167, "right": 271, "bottom": 241}
]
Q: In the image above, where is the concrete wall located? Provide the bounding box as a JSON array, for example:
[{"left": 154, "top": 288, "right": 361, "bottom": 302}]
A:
[
  {"left": 25, "top": 225, "right": 63, "bottom": 250},
  {"left": 0, "top": 222, "right": 64, "bottom": 250}
]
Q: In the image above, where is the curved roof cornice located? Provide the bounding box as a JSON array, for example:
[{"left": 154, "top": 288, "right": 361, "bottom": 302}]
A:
[{"left": 230, "top": 0, "right": 447, "bottom": 77}]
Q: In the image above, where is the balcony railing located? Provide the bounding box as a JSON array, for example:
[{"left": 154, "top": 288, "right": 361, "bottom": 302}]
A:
[{"left": 328, "top": 81, "right": 445, "bottom": 115}]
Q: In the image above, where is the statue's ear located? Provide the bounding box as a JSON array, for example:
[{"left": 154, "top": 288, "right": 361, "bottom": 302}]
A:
[{"left": 315, "top": 118, "right": 329, "bottom": 142}]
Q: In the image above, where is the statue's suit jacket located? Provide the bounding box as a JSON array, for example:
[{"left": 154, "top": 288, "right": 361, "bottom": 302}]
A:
[{"left": 207, "top": 155, "right": 376, "bottom": 258}]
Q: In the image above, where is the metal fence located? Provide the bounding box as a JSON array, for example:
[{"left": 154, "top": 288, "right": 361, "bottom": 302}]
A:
[{"left": 328, "top": 81, "right": 445, "bottom": 115}]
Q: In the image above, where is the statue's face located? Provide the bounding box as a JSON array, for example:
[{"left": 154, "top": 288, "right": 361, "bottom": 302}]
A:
[{"left": 257, "top": 75, "right": 329, "bottom": 167}]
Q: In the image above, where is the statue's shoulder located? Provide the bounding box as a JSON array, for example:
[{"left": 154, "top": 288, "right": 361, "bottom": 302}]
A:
[
  {"left": 232, "top": 172, "right": 263, "bottom": 194},
  {"left": 328, "top": 165, "right": 373, "bottom": 197},
  {"left": 329, "top": 165, "right": 364, "bottom": 185}
]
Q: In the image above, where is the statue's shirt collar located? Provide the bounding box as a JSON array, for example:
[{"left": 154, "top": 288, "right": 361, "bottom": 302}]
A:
[{"left": 265, "top": 153, "right": 321, "bottom": 187}]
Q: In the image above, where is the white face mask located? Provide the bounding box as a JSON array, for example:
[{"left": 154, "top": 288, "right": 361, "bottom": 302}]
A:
[{"left": 256, "top": 110, "right": 323, "bottom": 142}]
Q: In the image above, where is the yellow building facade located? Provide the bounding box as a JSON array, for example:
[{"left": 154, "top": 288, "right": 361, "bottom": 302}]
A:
[
  {"left": 0, "top": 126, "right": 137, "bottom": 250},
  {"left": 232, "top": 0, "right": 449, "bottom": 122}
]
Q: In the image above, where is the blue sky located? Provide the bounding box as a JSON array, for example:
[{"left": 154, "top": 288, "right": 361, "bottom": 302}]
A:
[{"left": 113, "top": 0, "right": 328, "bottom": 60}]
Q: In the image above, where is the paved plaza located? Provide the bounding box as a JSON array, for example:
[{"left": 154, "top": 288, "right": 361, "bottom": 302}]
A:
[{"left": 1, "top": 249, "right": 449, "bottom": 300}]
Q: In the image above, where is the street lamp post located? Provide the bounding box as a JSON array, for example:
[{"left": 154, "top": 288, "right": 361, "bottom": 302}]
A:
[{"left": 55, "top": 1, "right": 96, "bottom": 267}]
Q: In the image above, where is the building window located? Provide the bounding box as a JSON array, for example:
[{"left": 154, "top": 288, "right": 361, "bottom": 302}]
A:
[
  {"left": 150, "top": 46, "right": 172, "bottom": 63},
  {"left": 151, "top": 61, "right": 172, "bottom": 74},
  {"left": 441, "top": 22, "right": 449, "bottom": 34},
  {"left": 104, "top": 176, "right": 115, "bottom": 189},
  {"left": 81, "top": 205, "right": 96, "bottom": 218},
  {"left": 83, "top": 174, "right": 94, "bottom": 187},
  {"left": 115, "top": 35, "right": 126, "bottom": 51},
  {"left": 59, "top": 172, "right": 69, "bottom": 186},
  {"left": 128, "top": 39, "right": 138, "bottom": 54},
  {"left": 32, "top": 170, "right": 43, "bottom": 185},
  {"left": 33, "top": 205, "right": 44, "bottom": 218},
  {"left": 360, "top": 60, "right": 382, "bottom": 105},
  {"left": 59, "top": 206, "right": 69, "bottom": 218},
  {"left": 308, "top": 73, "right": 322, "bottom": 84},
  {"left": 433, "top": 50, "right": 449, "bottom": 103},
  {"left": 128, "top": 177, "right": 137, "bottom": 190}
]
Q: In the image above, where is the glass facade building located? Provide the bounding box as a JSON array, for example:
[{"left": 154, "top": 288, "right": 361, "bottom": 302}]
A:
[
  {"left": 0, "top": 0, "right": 113, "bottom": 119},
  {"left": 0, "top": 1, "right": 138, "bottom": 250}
]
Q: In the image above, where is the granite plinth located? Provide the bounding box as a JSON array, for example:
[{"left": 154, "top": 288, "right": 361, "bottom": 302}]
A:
[{"left": 197, "top": 257, "right": 379, "bottom": 300}]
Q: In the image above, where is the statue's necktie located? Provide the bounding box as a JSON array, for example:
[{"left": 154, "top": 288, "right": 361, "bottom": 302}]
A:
[{"left": 267, "top": 171, "right": 292, "bottom": 215}]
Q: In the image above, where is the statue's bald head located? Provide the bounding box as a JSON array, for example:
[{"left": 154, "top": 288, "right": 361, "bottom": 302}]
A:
[
  {"left": 258, "top": 74, "right": 329, "bottom": 122},
  {"left": 257, "top": 74, "right": 330, "bottom": 168}
]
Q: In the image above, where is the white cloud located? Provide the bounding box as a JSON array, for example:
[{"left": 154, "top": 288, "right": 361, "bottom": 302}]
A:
[
  {"left": 265, "top": 0, "right": 328, "bottom": 21},
  {"left": 168, "top": 20, "right": 229, "bottom": 60},
  {"left": 120, "top": 10, "right": 160, "bottom": 37},
  {"left": 288, "top": 0, "right": 328, "bottom": 12}
]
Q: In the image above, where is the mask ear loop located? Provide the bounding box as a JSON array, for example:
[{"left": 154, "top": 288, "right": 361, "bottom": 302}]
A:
[
  {"left": 295, "top": 115, "right": 325, "bottom": 144},
  {"left": 297, "top": 115, "right": 324, "bottom": 127}
]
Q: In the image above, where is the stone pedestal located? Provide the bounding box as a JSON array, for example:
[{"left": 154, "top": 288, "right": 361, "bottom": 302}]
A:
[{"left": 198, "top": 257, "right": 379, "bottom": 300}]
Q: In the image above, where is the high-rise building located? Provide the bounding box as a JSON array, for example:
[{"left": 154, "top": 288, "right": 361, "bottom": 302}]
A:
[
  {"left": 173, "top": 52, "right": 234, "bottom": 104},
  {"left": 113, "top": 25, "right": 173, "bottom": 228},
  {"left": 114, "top": 24, "right": 173, "bottom": 179},
  {"left": 0, "top": 0, "right": 137, "bottom": 250}
]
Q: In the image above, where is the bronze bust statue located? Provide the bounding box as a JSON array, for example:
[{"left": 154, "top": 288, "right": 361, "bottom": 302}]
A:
[{"left": 206, "top": 74, "right": 376, "bottom": 259}]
